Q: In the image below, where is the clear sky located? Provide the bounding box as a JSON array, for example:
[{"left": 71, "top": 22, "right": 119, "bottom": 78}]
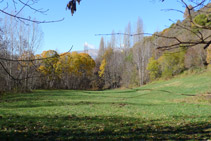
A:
[{"left": 2, "top": 0, "right": 186, "bottom": 53}]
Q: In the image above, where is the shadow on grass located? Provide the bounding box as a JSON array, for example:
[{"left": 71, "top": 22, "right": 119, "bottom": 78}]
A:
[
  {"left": 83, "top": 88, "right": 196, "bottom": 99},
  {"left": 0, "top": 115, "right": 210, "bottom": 140}
]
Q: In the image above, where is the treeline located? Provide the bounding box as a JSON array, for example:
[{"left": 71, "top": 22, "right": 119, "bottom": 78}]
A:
[
  {"left": 95, "top": 19, "right": 152, "bottom": 89},
  {"left": 0, "top": 48, "right": 96, "bottom": 92},
  {"left": 94, "top": 5, "right": 211, "bottom": 89},
  {"left": 1, "top": 4, "right": 211, "bottom": 93},
  {"left": 0, "top": 15, "right": 43, "bottom": 93},
  {"left": 0, "top": 16, "right": 96, "bottom": 92}
]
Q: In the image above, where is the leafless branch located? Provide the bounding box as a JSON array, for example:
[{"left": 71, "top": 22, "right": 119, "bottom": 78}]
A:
[
  {"left": 161, "top": 9, "right": 184, "bottom": 14},
  {"left": 0, "top": 0, "right": 65, "bottom": 24},
  {"left": 0, "top": 46, "right": 73, "bottom": 62},
  {"left": 95, "top": 33, "right": 153, "bottom": 37},
  {"left": 18, "top": 0, "right": 49, "bottom": 14},
  {"left": 0, "top": 61, "right": 17, "bottom": 81},
  {"left": 96, "top": 0, "right": 211, "bottom": 51},
  {"left": 15, "top": 0, "right": 30, "bottom": 16},
  {"left": 0, "top": 9, "right": 64, "bottom": 24},
  {"left": 0, "top": 46, "right": 73, "bottom": 82},
  {"left": 168, "top": 19, "right": 204, "bottom": 40}
]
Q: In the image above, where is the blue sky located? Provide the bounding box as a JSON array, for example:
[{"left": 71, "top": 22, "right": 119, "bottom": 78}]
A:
[{"left": 2, "top": 0, "right": 186, "bottom": 53}]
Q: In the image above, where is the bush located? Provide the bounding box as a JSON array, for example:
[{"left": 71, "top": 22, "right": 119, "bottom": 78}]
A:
[
  {"left": 194, "top": 14, "right": 208, "bottom": 26},
  {"left": 147, "top": 57, "right": 161, "bottom": 80},
  {"left": 158, "top": 48, "right": 186, "bottom": 78},
  {"left": 148, "top": 48, "right": 186, "bottom": 80}
]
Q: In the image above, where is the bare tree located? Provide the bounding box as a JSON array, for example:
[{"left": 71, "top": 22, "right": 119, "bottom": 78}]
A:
[
  {"left": 0, "top": 15, "right": 43, "bottom": 92},
  {"left": 132, "top": 18, "right": 144, "bottom": 86},
  {"left": 124, "top": 22, "right": 132, "bottom": 49},
  {"left": 134, "top": 17, "right": 144, "bottom": 44},
  {"left": 133, "top": 40, "right": 153, "bottom": 86},
  {"left": 97, "top": 37, "right": 105, "bottom": 61},
  {"left": 96, "top": 0, "right": 211, "bottom": 52}
]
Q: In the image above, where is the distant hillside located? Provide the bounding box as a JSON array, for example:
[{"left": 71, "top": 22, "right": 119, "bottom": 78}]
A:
[
  {"left": 75, "top": 49, "right": 99, "bottom": 59},
  {"left": 76, "top": 48, "right": 124, "bottom": 60}
]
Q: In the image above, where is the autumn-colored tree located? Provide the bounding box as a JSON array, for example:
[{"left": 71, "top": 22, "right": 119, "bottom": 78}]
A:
[
  {"left": 38, "top": 50, "right": 59, "bottom": 88},
  {"left": 55, "top": 52, "right": 95, "bottom": 89},
  {"left": 99, "top": 47, "right": 113, "bottom": 78},
  {"left": 92, "top": 37, "right": 106, "bottom": 90},
  {"left": 98, "top": 46, "right": 123, "bottom": 89},
  {"left": 99, "top": 59, "right": 106, "bottom": 77}
]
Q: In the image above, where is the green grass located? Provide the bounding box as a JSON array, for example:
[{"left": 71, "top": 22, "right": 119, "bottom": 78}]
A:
[{"left": 0, "top": 71, "right": 211, "bottom": 140}]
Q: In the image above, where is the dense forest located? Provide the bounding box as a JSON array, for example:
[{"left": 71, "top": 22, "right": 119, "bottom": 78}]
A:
[{"left": 0, "top": 2, "right": 211, "bottom": 93}]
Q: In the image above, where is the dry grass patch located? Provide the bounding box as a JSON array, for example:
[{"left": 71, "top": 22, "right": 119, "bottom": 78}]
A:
[
  {"left": 163, "top": 81, "right": 182, "bottom": 87},
  {"left": 174, "top": 92, "right": 211, "bottom": 104}
]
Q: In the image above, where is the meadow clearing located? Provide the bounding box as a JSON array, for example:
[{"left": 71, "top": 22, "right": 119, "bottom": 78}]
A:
[{"left": 0, "top": 71, "right": 211, "bottom": 140}]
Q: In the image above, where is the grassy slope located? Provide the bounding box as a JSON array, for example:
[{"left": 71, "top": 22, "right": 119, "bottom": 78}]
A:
[{"left": 0, "top": 71, "right": 211, "bottom": 140}]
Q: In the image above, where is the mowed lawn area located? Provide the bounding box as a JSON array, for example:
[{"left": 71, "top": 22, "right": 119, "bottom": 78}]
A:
[{"left": 0, "top": 71, "right": 211, "bottom": 140}]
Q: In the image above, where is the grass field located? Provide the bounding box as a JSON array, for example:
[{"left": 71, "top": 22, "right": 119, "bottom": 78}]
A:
[{"left": 0, "top": 71, "right": 211, "bottom": 140}]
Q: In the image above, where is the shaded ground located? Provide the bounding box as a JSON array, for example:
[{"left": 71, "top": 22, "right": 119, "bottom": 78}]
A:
[{"left": 0, "top": 114, "right": 210, "bottom": 140}]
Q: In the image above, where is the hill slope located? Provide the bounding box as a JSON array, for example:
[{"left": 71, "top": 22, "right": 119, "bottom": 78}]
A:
[{"left": 0, "top": 70, "right": 211, "bottom": 140}]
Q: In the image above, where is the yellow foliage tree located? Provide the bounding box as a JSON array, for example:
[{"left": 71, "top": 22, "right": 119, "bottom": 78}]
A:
[
  {"left": 37, "top": 50, "right": 95, "bottom": 89},
  {"left": 98, "top": 47, "right": 113, "bottom": 78},
  {"left": 55, "top": 52, "right": 73, "bottom": 77},
  {"left": 56, "top": 52, "right": 95, "bottom": 78},
  {"left": 38, "top": 50, "right": 59, "bottom": 80},
  {"left": 78, "top": 53, "right": 96, "bottom": 76},
  {"left": 99, "top": 59, "right": 106, "bottom": 77}
]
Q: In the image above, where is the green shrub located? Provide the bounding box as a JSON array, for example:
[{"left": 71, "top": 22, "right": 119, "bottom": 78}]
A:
[
  {"left": 147, "top": 57, "right": 161, "bottom": 80},
  {"left": 194, "top": 14, "right": 211, "bottom": 27}
]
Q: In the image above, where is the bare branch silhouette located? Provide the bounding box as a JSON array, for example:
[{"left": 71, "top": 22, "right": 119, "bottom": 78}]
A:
[
  {"left": 0, "top": 46, "right": 73, "bottom": 82},
  {"left": 0, "top": 0, "right": 64, "bottom": 24},
  {"left": 95, "top": 0, "right": 211, "bottom": 51},
  {"left": 0, "top": 46, "right": 73, "bottom": 62}
]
